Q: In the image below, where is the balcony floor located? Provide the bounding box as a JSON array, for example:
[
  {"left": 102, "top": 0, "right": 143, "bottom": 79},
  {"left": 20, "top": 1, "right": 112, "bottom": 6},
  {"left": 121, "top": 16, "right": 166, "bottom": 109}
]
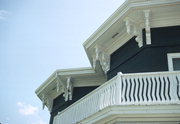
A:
[
  {"left": 53, "top": 71, "right": 180, "bottom": 124},
  {"left": 80, "top": 104, "right": 180, "bottom": 124}
]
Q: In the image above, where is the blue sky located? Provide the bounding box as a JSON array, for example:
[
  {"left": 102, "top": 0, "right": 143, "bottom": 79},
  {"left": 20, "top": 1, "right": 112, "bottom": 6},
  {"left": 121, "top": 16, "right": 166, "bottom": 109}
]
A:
[{"left": 0, "top": 0, "right": 124, "bottom": 124}]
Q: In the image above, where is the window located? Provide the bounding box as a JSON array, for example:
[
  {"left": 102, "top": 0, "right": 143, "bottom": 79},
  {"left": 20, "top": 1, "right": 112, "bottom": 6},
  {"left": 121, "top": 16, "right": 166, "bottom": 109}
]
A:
[{"left": 167, "top": 53, "right": 180, "bottom": 71}]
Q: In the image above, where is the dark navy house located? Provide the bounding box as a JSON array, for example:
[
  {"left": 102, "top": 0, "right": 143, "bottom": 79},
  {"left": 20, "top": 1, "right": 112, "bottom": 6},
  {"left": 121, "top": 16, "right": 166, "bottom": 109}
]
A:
[{"left": 36, "top": 0, "right": 180, "bottom": 124}]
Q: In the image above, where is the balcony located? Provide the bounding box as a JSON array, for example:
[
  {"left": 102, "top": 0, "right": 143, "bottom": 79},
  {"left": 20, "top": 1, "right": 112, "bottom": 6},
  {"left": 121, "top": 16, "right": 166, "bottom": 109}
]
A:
[{"left": 53, "top": 71, "right": 180, "bottom": 124}]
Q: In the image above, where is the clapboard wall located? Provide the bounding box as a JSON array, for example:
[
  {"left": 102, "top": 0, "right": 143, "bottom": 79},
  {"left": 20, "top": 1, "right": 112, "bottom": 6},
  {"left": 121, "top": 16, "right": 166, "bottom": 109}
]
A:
[
  {"left": 49, "top": 86, "right": 97, "bottom": 124},
  {"left": 107, "top": 26, "right": 180, "bottom": 79}
]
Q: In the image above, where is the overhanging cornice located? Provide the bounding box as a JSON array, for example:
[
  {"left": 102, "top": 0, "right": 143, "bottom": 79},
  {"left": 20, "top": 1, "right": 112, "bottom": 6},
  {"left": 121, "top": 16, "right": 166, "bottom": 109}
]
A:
[
  {"left": 35, "top": 67, "right": 106, "bottom": 111},
  {"left": 83, "top": 0, "right": 180, "bottom": 74},
  {"left": 36, "top": 0, "right": 180, "bottom": 112}
]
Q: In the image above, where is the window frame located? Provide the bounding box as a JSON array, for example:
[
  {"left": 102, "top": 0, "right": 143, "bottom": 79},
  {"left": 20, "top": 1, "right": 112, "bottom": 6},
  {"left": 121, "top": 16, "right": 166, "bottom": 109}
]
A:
[{"left": 167, "top": 53, "right": 180, "bottom": 71}]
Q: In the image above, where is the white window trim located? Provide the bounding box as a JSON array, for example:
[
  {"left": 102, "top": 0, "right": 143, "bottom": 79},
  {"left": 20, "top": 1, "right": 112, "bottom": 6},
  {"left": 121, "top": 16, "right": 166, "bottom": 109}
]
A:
[{"left": 167, "top": 53, "right": 180, "bottom": 71}]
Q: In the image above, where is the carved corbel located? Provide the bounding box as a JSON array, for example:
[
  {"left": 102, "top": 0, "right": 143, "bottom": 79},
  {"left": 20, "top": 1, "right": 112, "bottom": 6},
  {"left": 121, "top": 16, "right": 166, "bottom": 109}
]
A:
[
  {"left": 101, "top": 52, "right": 110, "bottom": 74},
  {"left": 92, "top": 46, "right": 100, "bottom": 69},
  {"left": 46, "top": 97, "right": 53, "bottom": 112},
  {"left": 56, "top": 73, "right": 73, "bottom": 101},
  {"left": 42, "top": 94, "right": 46, "bottom": 110},
  {"left": 56, "top": 73, "right": 65, "bottom": 92},
  {"left": 56, "top": 81, "right": 60, "bottom": 92},
  {"left": 67, "top": 77, "right": 73, "bottom": 100},
  {"left": 41, "top": 94, "right": 53, "bottom": 112},
  {"left": 62, "top": 77, "right": 73, "bottom": 101},
  {"left": 144, "top": 10, "right": 151, "bottom": 45},
  {"left": 124, "top": 17, "right": 143, "bottom": 47},
  {"left": 92, "top": 46, "right": 110, "bottom": 74}
]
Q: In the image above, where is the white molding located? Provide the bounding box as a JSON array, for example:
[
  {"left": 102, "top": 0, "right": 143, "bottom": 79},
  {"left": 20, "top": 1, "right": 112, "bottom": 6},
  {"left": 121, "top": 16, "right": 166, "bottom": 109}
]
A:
[
  {"left": 107, "top": 32, "right": 132, "bottom": 54},
  {"left": 124, "top": 17, "right": 143, "bottom": 47},
  {"left": 124, "top": 10, "right": 152, "bottom": 47},
  {"left": 65, "top": 77, "right": 73, "bottom": 101},
  {"left": 167, "top": 53, "right": 180, "bottom": 71},
  {"left": 92, "top": 45, "right": 110, "bottom": 74},
  {"left": 53, "top": 71, "right": 180, "bottom": 124},
  {"left": 83, "top": 0, "right": 180, "bottom": 48},
  {"left": 79, "top": 105, "right": 180, "bottom": 124},
  {"left": 84, "top": 0, "right": 180, "bottom": 69},
  {"left": 56, "top": 75, "right": 72, "bottom": 102},
  {"left": 41, "top": 94, "right": 53, "bottom": 112},
  {"left": 144, "top": 10, "right": 151, "bottom": 45},
  {"left": 36, "top": 0, "right": 180, "bottom": 113},
  {"left": 35, "top": 67, "right": 106, "bottom": 111}
]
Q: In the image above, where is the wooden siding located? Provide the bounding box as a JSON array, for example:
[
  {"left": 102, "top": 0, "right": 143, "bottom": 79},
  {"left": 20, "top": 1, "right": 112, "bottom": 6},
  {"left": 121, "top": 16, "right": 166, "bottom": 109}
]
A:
[
  {"left": 49, "top": 86, "right": 97, "bottom": 124},
  {"left": 107, "top": 26, "right": 180, "bottom": 79}
]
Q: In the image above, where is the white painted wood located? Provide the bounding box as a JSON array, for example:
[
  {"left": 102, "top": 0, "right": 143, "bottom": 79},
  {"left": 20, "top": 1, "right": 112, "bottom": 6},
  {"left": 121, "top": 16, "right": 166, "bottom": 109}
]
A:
[
  {"left": 122, "top": 77, "right": 127, "bottom": 103},
  {"left": 143, "top": 77, "right": 148, "bottom": 102},
  {"left": 130, "top": 78, "right": 135, "bottom": 102},
  {"left": 134, "top": 77, "right": 139, "bottom": 103},
  {"left": 151, "top": 77, "right": 156, "bottom": 102},
  {"left": 124, "top": 17, "right": 143, "bottom": 47},
  {"left": 164, "top": 75, "right": 170, "bottom": 101},
  {"left": 177, "top": 75, "right": 180, "bottom": 99},
  {"left": 144, "top": 10, "right": 151, "bottom": 45},
  {"left": 169, "top": 75, "right": 178, "bottom": 101},
  {"left": 53, "top": 71, "right": 180, "bottom": 124},
  {"left": 84, "top": 0, "right": 180, "bottom": 71},
  {"left": 92, "top": 45, "right": 110, "bottom": 74},
  {"left": 139, "top": 76, "right": 144, "bottom": 103},
  {"left": 159, "top": 75, "right": 165, "bottom": 102},
  {"left": 117, "top": 72, "right": 123, "bottom": 104},
  {"left": 167, "top": 53, "right": 180, "bottom": 71},
  {"left": 156, "top": 76, "right": 161, "bottom": 102},
  {"left": 37, "top": 0, "right": 180, "bottom": 112},
  {"left": 116, "top": 122, "right": 179, "bottom": 124},
  {"left": 147, "top": 76, "right": 152, "bottom": 102},
  {"left": 126, "top": 77, "right": 131, "bottom": 103}
]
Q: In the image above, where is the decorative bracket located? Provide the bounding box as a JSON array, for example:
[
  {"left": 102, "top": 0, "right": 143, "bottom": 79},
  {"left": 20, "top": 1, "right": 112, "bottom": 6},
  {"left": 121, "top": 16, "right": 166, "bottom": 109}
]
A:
[
  {"left": 124, "top": 17, "right": 143, "bottom": 47},
  {"left": 144, "top": 10, "right": 151, "bottom": 45},
  {"left": 63, "top": 77, "right": 73, "bottom": 101},
  {"left": 41, "top": 94, "right": 53, "bottom": 112},
  {"left": 92, "top": 45, "right": 110, "bottom": 74},
  {"left": 67, "top": 77, "right": 73, "bottom": 100},
  {"left": 42, "top": 94, "right": 46, "bottom": 110},
  {"left": 56, "top": 73, "right": 73, "bottom": 101}
]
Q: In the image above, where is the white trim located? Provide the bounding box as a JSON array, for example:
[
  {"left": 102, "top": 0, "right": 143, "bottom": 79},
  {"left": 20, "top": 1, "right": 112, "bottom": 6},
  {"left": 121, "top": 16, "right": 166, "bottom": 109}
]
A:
[
  {"left": 35, "top": 67, "right": 106, "bottom": 111},
  {"left": 167, "top": 53, "right": 180, "bottom": 71},
  {"left": 79, "top": 105, "right": 180, "bottom": 124},
  {"left": 84, "top": 0, "right": 180, "bottom": 69}
]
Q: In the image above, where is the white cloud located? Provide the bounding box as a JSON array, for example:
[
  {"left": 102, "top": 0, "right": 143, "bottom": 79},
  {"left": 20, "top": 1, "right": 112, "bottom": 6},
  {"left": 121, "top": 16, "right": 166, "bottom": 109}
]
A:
[
  {"left": 32, "top": 120, "right": 47, "bottom": 124},
  {"left": 16, "top": 102, "right": 48, "bottom": 124},
  {"left": 0, "top": 10, "right": 8, "bottom": 20},
  {"left": 17, "top": 102, "right": 39, "bottom": 116},
  {"left": 17, "top": 102, "right": 23, "bottom": 107}
]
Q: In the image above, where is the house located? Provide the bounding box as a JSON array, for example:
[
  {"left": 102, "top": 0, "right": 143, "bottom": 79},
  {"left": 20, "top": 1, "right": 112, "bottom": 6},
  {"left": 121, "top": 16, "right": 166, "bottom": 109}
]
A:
[{"left": 35, "top": 0, "right": 180, "bottom": 124}]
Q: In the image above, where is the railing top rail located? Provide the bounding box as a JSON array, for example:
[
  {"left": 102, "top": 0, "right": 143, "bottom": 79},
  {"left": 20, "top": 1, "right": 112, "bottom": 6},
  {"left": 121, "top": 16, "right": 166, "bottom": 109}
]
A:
[
  {"left": 56, "top": 71, "right": 180, "bottom": 116},
  {"left": 121, "top": 71, "right": 180, "bottom": 77},
  {"left": 57, "top": 75, "right": 117, "bottom": 115}
]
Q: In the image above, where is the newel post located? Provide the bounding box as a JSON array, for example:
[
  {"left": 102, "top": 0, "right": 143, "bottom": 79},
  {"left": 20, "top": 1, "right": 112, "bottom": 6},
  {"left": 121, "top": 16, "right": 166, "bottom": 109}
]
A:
[
  {"left": 116, "top": 72, "right": 123, "bottom": 105},
  {"left": 169, "top": 75, "right": 178, "bottom": 102}
]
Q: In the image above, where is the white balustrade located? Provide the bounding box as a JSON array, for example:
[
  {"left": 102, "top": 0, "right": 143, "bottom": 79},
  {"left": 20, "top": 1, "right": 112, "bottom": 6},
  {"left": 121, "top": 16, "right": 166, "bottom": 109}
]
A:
[{"left": 53, "top": 71, "right": 180, "bottom": 124}]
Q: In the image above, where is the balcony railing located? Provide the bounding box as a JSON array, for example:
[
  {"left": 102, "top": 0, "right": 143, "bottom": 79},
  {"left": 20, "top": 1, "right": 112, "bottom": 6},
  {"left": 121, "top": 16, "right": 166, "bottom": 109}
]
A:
[{"left": 53, "top": 71, "right": 180, "bottom": 124}]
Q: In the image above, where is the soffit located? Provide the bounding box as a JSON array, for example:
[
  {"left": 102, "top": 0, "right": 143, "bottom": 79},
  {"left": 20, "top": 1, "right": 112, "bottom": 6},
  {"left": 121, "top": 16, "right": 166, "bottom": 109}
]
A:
[
  {"left": 35, "top": 67, "right": 106, "bottom": 101},
  {"left": 83, "top": 0, "right": 180, "bottom": 68}
]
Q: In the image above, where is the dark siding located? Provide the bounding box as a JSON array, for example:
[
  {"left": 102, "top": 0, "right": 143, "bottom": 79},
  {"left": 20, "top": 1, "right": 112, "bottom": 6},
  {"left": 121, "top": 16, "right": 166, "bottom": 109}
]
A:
[
  {"left": 107, "top": 26, "right": 180, "bottom": 79},
  {"left": 49, "top": 86, "right": 97, "bottom": 124},
  {"left": 151, "top": 26, "right": 180, "bottom": 45},
  {"left": 50, "top": 26, "right": 180, "bottom": 123}
]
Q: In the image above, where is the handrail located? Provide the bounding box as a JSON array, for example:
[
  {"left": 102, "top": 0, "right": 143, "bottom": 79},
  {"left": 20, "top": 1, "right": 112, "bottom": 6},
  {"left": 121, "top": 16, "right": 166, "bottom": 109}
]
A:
[
  {"left": 53, "top": 71, "right": 180, "bottom": 124},
  {"left": 57, "top": 76, "right": 117, "bottom": 115}
]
